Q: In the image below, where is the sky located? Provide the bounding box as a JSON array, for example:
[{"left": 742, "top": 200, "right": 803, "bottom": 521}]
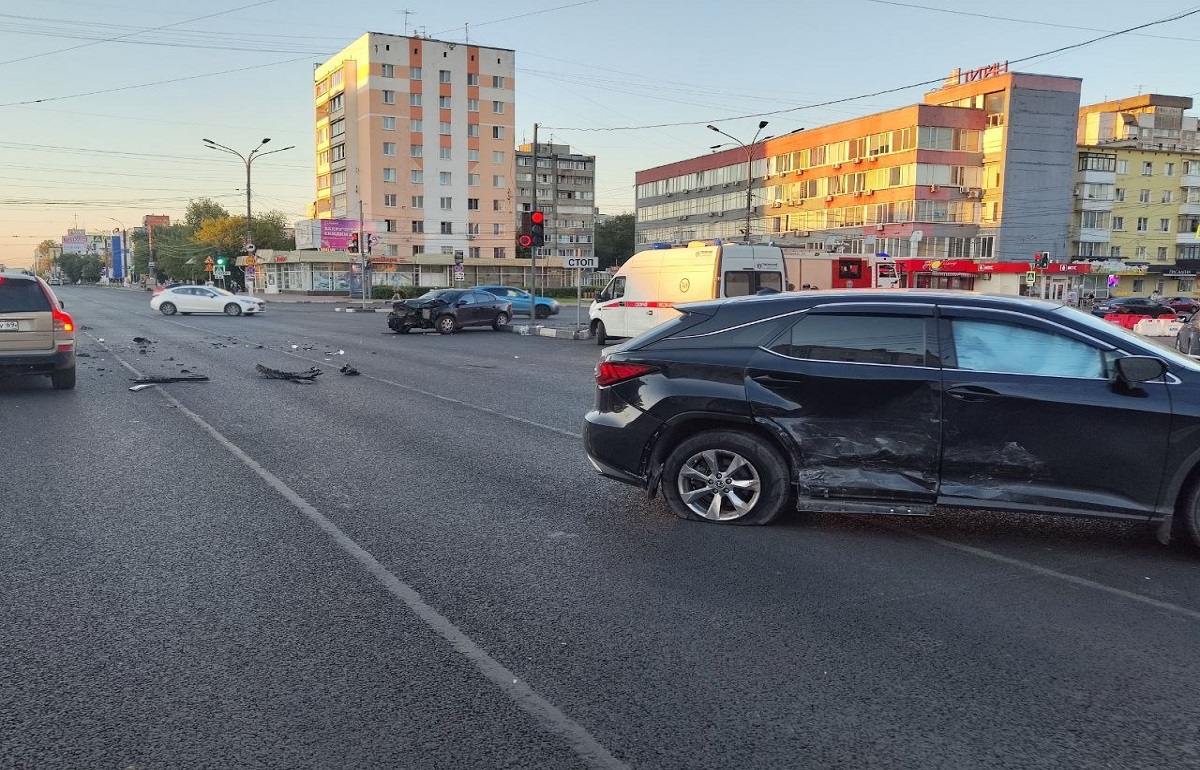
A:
[{"left": 4, "top": 0, "right": 1200, "bottom": 268}]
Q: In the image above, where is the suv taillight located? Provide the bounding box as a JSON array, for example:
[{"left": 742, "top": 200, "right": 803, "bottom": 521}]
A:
[
  {"left": 596, "top": 361, "right": 658, "bottom": 387},
  {"left": 53, "top": 308, "right": 74, "bottom": 333}
]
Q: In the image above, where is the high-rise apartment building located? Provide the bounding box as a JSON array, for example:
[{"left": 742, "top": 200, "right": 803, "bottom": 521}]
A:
[
  {"left": 514, "top": 142, "right": 596, "bottom": 262},
  {"left": 313, "top": 33, "right": 516, "bottom": 274}
]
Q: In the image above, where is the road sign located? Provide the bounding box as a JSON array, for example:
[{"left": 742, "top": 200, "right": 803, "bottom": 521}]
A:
[
  {"left": 205, "top": 264, "right": 214, "bottom": 273},
  {"left": 564, "top": 257, "right": 598, "bottom": 269},
  {"left": 244, "top": 243, "right": 256, "bottom": 254},
  {"left": 1025, "top": 271, "right": 1037, "bottom": 286},
  {"left": 214, "top": 267, "right": 227, "bottom": 278},
  {"left": 203, "top": 256, "right": 214, "bottom": 265},
  {"left": 245, "top": 266, "right": 256, "bottom": 276},
  {"left": 367, "top": 234, "right": 380, "bottom": 248},
  {"left": 454, "top": 270, "right": 465, "bottom": 282},
  {"left": 245, "top": 256, "right": 256, "bottom": 266}
]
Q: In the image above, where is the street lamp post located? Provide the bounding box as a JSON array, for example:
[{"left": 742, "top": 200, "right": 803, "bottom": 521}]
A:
[
  {"left": 202, "top": 137, "right": 294, "bottom": 292},
  {"left": 707, "top": 120, "right": 769, "bottom": 244}
]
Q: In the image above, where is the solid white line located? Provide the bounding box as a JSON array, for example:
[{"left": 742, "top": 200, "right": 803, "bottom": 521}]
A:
[
  {"left": 900, "top": 527, "right": 1200, "bottom": 622},
  {"left": 101, "top": 342, "right": 626, "bottom": 769}
]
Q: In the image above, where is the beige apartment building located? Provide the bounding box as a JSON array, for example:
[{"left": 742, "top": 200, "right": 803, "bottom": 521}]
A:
[{"left": 312, "top": 33, "right": 518, "bottom": 286}]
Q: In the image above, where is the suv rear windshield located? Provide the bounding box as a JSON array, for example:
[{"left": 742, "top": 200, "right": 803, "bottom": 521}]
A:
[{"left": 0, "top": 279, "right": 51, "bottom": 313}]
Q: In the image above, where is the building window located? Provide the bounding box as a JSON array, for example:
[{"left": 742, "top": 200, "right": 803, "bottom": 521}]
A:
[
  {"left": 411, "top": 67, "right": 422, "bottom": 80},
  {"left": 440, "top": 221, "right": 453, "bottom": 235},
  {"left": 467, "top": 198, "right": 479, "bottom": 210},
  {"left": 468, "top": 98, "right": 479, "bottom": 112},
  {"left": 468, "top": 149, "right": 480, "bottom": 161},
  {"left": 1137, "top": 217, "right": 1149, "bottom": 232},
  {"left": 492, "top": 223, "right": 503, "bottom": 235},
  {"left": 1160, "top": 218, "right": 1172, "bottom": 232},
  {"left": 439, "top": 69, "right": 451, "bottom": 83},
  {"left": 492, "top": 126, "right": 505, "bottom": 139},
  {"left": 331, "top": 144, "right": 345, "bottom": 161},
  {"left": 467, "top": 73, "right": 479, "bottom": 86},
  {"left": 439, "top": 95, "right": 452, "bottom": 109},
  {"left": 493, "top": 151, "right": 505, "bottom": 164},
  {"left": 1136, "top": 247, "right": 1148, "bottom": 259},
  {"left": 468, "top": 173, "right": 480, "bottom": 186},
  {"left": 412, "top": 221, "right": 424, "bottom": 233},
  {"left": 330, "top": 119, "right": 345, "bottom": 137},
  {"left": 493, "top": 247, "right": 507, "bottom": 258},
  {"left": 439, "top": 171, "right": 452, "bottom": 185},
  {"left": 439, "top": 121, "right": 452, "bottom": 135},
  {"left": 382, "top": 116, "right": 396, "bottom": 131},
  {"left": 412, "top": 245, "right": 425, "bottom": 256},
  {"left": 470, "top": 247, "right": 481, "bottom": 258},
  {"left": 385, "top": 219, "right": 396, "bottom": 232},
  {"left": 410, "top": 144, "right": 423, "bottom": 158},
  {"left": 467, "top": 124, "right": 479, "bottom": 138},
  {"left": 493, "top": 200, "right": 504, "bottom": 211},
  {"left": 1143, "top": 162, "right": 1153, "bottom": 176},
  {"left": 1115, "top": 188, "right": 1125, "bottom": 202},
  {"left": 1139, "top": 189, "right": 1151, "bottom": 203},
  {"left": 410, "top": 119, "right": 423, "bottom": 132},
  {"left": 492, "top": 174, "right": 506, "bottom": 187},
  {"left": 1111, "top": 216, "right": 1124, "bottom": 231},
  {"left": 492, "top": 76, "right": 505, "bottom": 88},
  {"left": 1081, "top": 211, "right": 1109, "bottom": 229},
  {"left": 1110, "top": 246, "right": 1121, "bottom": 258},
  {"left": 380, "top": 142, "right": 396, "bottom": 156},
  {"left": 329, "top": 93, "right": 344, "bottom": 112},
  {"left": 411, "top": 195, "right": 423, "bottom": 208},
  {"left": 440, "top": 196, "right": 453, "bottom": 210},
  {"left": 382, "top": 90, "right": 396, "bottom": 105},
  {"left": 1158, "top": 247, "right": 1169, "bottom": 261},
  {"left": 492, "top": 100, "right": 505, "bottom": 114},
  {"left": 1163, "top": 190, "right": 1174, "bottom": 204},
  {"left": 384, "top": 194, "right": 397, "bottom": 207},
  {"left": 1167, "top": 162, "right": 1176, "bottom": 176},
  {"left": 383, "top": 168, "right": 397, "bottom": 183},
  {"left": 317, "top": 150, "right": 329, "bottom": 165},
  {"left": 381, "top": 63, "right": 394, "bottom": 78},
  {"left": 439, "top": 146, "right": 452, "bottom": 160},
  {"left": 409, "top": 93, "right": 422, "bottom": 107},
  {"left": 1116, "top": 160, "right": 1129, "bottom": 174},
  {"left": 411, "top": 169, "right": 423, "bottom": 184}
]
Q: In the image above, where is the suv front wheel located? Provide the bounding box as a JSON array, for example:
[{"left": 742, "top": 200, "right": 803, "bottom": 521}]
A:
[{"left": 661, "top": 430, "right": 790, "bottom": 525}]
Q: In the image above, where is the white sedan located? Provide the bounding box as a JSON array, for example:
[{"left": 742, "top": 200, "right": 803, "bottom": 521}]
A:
[{"left": 150, "top": 286, "right": 266, "bottom": 316}]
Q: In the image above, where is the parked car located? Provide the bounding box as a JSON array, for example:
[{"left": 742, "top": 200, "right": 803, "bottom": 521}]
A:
[
  {"left": 1176, "top": 312, "right": 1200, "bottom": 355},
  {"left": 150, "top": 286, "right": 266, "bottom": 316},
  {"left": 1090, "top": 296, "right": 1176, "bottom": 318},
  {"left": 473, "top": 285, "right": 560, "bottom": 318},
  {"left": 387, "top": 289, "right": 511, "bottom": 334},
  {"left": 583, "top": 289, "right": 1200, "bottom": 548},
  {"left": 0, "top": 270, "right": 76, "bottom": 389},
  {"left": 1162, "top": 296, "right": 1200, "bottom": 317}
]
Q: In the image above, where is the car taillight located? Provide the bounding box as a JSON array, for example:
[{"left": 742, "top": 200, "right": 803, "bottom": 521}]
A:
[
  {"left": 596, "top": 361, "right": 658, "bottom": 387},
  {"left": 53, "top": 309, "right": 74, "bottom": 333}
]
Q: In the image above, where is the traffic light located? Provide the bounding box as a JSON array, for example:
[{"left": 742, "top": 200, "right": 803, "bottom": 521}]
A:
[
  {"left": 517, "top": 212, "right": 533, "bottom": 248},
  {"left": 530, "top": 210, "right": 545, "bottom": 247},
  {"left": 1033, "top": 251, "right": 1051, "bottom": 269},
  {"left": 216, "top": 257, "right": 226, "bottom": 267},
  {"left": 348, "top": 232, "right": 360, "bottom": 254}
]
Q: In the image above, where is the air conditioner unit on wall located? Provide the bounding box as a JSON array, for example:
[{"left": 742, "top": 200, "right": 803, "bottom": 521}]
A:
[
  {"left": 930, "top": 185, "right": 939, "bottom": 192},
  {"left": 875, "top": 224, "right": 885, "bottom": 231},
  {"left": 966, "top": 188, "right": 982, "bottom": 198},
  {"left": 825, "top": 195, "right": 834, "bottom": 202},
  {"left": 866, "top": 189, "right": 875, "bottom": 196}
]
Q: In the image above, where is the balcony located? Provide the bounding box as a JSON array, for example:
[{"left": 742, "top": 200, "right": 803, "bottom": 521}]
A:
[
  {"left": 1077, "top": 228, "right": 1111, "bottom": 243},
  {"left": 1179, "top": 202, "right": 1200, "bottom": 216},
  {"left": 1075, "top": 195, "right": 1114, "bottom": 212},
  {"left": 1183, "top": 173, "right": 1200, "bottom": 188},
  {"left": 1078, "top": 169, "right": 1116, "bottom": 185}
]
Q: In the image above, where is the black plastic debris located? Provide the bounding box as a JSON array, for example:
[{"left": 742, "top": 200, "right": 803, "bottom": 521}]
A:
[
  {"left": 339, "top": 364, "right": 360, "bottom": 376},
  {"left": 133, "top": 336, "right": 154, "bottom": 345},
  {"left": 256, "top": 363, "right": 323, "bottom": 383},
  {"left": 131, "top": 374, "right": 209, "bottom": 384}
]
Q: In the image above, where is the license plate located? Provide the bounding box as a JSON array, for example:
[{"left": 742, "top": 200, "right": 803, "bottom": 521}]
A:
[{"left": 0, "top": 320, "right": 17, "bottom": 331}]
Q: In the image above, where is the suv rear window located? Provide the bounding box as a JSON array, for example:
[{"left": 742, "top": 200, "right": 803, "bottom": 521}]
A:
[{"left": 0, "top": 279, "right": 51, "bottom": 313}]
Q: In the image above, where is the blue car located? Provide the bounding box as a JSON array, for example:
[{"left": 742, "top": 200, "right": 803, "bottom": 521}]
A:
[{"left": 473, "top": 285, "right": 560, "bottom": 318}]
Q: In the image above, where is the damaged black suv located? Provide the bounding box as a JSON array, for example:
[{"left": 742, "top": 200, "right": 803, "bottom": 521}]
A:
[
  {"left": 584, "top": 289, "right": 1200, "bottom": 548},
  {"left": 388, "top": 289, "right": 512, "bottom": 335}
]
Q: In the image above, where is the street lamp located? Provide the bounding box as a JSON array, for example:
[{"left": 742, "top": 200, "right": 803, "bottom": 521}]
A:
[
  {"left": 707, "top": 120, "right": 769, "bottom": 244},
  {"left": 202, "top": 137, "right": 294, "bottom": 290}
]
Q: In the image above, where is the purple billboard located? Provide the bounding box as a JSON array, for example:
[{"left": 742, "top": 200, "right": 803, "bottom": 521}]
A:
[{"left": 294, "top": 219, "right": 382, "bottom": 251}]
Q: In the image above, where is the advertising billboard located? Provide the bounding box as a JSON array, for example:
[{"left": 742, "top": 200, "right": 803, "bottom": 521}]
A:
[{"left": 294, "top": 219, "right": 384, "bottom": 251}]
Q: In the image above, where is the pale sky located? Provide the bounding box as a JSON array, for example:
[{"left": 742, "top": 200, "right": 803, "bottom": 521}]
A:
[{"left": 3, "top": 0, "right": 1200, "bottom": 268}]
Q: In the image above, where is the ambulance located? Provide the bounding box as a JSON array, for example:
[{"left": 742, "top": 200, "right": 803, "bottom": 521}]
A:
[{"left": 589, "top": 241, "right": 786, "bottom": 345}]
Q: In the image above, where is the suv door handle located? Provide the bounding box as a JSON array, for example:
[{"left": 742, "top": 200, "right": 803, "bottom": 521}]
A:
[{"left": 945, "top": 384, "right": 1000, "bottom": 402}]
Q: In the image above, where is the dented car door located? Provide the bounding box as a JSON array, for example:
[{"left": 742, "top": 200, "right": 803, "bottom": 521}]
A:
[
  {"left": 935, "top": 305, "right": 1169, "bottom": 520},
  {"left": 747, "top": 303, "right": 940, "bottom": 504}
]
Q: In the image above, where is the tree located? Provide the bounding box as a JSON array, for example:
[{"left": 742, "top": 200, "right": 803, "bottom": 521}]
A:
[
  {"left": 58, "top": 253, "right": 83, "bottom": 283},
  {"left": 34, "top": 239, "right": 57, "bottom": 274},
  {"left": 193, "top": 210, "right": 295, "bottom": 258},
  {"left": 594, "top": 213, "right": 635, "bottom": 269},
  {"left": 130, "top": 223, "right": 206, "bottom": 283},
  {"left": 183, "top": 198, "right": 230, "bottom": 229}
]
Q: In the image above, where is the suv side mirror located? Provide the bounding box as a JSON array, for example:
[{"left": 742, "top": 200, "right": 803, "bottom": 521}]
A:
[{"left": 1115, "top": 356, "right": 1167, "bottom": 384}]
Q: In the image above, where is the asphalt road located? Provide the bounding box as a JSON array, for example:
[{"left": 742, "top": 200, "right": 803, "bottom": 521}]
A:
[{"left": 2, "top": 286, "right": 1198, "bottom": 770}]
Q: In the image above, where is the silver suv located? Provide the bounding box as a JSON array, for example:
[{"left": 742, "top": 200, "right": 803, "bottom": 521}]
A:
[{"left": 0, "top": 271, "right": 77, "bottom": 389}]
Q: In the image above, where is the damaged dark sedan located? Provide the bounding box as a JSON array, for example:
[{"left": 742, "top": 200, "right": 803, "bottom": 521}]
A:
[
  {"left": 584, "top": 289, "right": 1200, "bottom": 548},
  {"left": 388, "top": 289, "right": 511, "bottom": 335}
]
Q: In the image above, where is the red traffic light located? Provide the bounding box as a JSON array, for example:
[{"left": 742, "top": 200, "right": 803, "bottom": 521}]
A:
[
  {"left": 530, "top": 211, "right": 545, "bottom": 224},
  {"left": 517, "top": 234, "right": 533, "bottom": 248}
]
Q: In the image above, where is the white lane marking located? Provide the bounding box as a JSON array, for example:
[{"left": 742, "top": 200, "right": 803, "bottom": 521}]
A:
[
  {"left": 99, "top": 343, "right": 627, "bottom": 770},
  {"left": 887, "top": 524, "right": 1200, "bottom": 622}
]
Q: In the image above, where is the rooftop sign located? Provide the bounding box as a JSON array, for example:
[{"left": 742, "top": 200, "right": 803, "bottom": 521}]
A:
[{"left": 944, "top": 61, "right": 1009, "bottom": 88}]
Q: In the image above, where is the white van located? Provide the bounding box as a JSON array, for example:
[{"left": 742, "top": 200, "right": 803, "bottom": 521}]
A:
[{"left": 589, "top": 241, "right": 786, "bottom": 345}]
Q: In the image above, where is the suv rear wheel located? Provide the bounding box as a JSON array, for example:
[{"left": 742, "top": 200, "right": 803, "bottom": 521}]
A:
[
  {"left": 50, "top": 368, "right": 76, "bottom": 390},
  {"left": 661, "top": 430, "right": 790, "bottom": 525}
]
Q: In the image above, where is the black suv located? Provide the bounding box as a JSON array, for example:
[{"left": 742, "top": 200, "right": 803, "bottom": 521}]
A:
[{"left": 584, "top": 289, "right": 1200, "bottom": 547}]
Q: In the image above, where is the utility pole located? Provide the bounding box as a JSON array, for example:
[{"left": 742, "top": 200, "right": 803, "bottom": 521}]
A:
[
  {"left": 531, "top": 123, "right": 539, "bottom": 307},
  {"left": 359, "top": 199, "right": 368, "bottom": 309}
]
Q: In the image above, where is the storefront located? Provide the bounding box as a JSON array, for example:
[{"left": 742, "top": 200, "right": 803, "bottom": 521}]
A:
[{"left": 891, "top": 259, "right": 1093, "bottom": 296}]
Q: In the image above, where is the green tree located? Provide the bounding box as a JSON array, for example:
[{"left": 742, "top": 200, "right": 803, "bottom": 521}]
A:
[
  {"left": 58, "top": 253, "right": 83, "bottom": 283},
  {"left": 80, "top": 255, "right": 103, "bottom": 283},
  {"left": 193, "top": 211, "right": 294, "bottom": 257},
  {"left": 35, "top": 239, "right": 57, "bottom": 275},
  {"left": 183, "top": 198, "right": 230, "bottom": 229},
  {"left": 130, "top": 224, "right": 207, "bottom": 283},
  {"left": 594, "top": 213, "right": 635, "bottom": 269}
]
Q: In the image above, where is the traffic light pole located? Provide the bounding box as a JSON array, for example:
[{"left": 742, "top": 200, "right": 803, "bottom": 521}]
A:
[
  {"left": 531, "top": 123, "right": 539, "bottom": 314},
  {"left": 360, "top": 199, "right": 368, "bottom": 310}
]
